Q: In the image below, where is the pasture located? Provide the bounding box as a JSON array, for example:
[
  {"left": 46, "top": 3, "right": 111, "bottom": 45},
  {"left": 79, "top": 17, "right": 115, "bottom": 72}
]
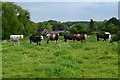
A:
[{"left": 2, "top": 35, "right": 118, "bottom": 78}]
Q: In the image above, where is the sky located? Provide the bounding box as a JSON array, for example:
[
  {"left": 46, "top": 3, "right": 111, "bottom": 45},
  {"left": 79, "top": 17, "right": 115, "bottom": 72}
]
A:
[{"left": 15, "top": 2, "right": 118, "bottom": 22}]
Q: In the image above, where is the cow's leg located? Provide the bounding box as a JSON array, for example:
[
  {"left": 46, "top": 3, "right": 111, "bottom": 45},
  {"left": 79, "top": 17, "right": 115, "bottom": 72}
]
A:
[
  {"left": 47, "top": 39, "right": 49, "bottom": 44},
  {"left": 55, "top": 40, "right": 56, "bottom": 44},
  {"left": 72, "top": 39, "right": 75, "bottom": 44},
  {"left": 64, "top": 39, "right": 67, "bottom": 43},
  {"left": 81, "top": 40, "right": 83, "bottom": 43},
  {"left": 38, "top": 41, "right": 41, "bottom": 45},
  {"left": 97, "top": 37, "right": 99, "bottom": 41},
  {"left": 14, "top": 42, "right": 15, "bottom": 46},
  {"left": 36, "top": 41, "right": 39, "bottom": 45},
  {"left": 10, "top": 39, "right": 13, "bottom": 45},
  {"left": 64, "top": 39, "right": 67, "bottom": 44},
  {"left": 55, "top": 40, "right": 58, "bottom": 44},
  {"left": 30, "top": 40, "right": 32, "bottom": 44},
  {"left": 104, "top": 38, "right": 106, "bottom": 41},
  {"left": 80, "top": 40, "right": 82, "bottom": 43},
  {"left": 83, "top": 39, "right": 86, "bottom": 43},
  {"left": 18, "top": 40, "right": 20, "bottom": 44}
]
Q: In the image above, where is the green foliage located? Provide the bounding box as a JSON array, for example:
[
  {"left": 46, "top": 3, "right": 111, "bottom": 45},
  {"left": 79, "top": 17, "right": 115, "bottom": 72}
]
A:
[
  {"left": 59, "top": 32, "right": 70, "bottom": 36},
  {"left": 94, "top": 17, "right": 120, "bottom": 34},
  {"left": 37, "top": 20, "right": 68, "bottom": 33},
  {"left": 30, "top": 22, "right": 38, "bottom": 35},
  {"left": 2, "top": 2, "right": 37, "bottom": 39},
  {"left": 47, "top": 20, "right": 68, "bottom": 31},
  {"left": 69, "top": 27, "right": 78, "bottom": 34},
  {"left": 37, "top": 22, "right": 52, "bottom": 31},
  {"left": 96, "top": 21, "right": 107, "bottom": 32},
  {"left": 64, "top": 21, "right": 89, "bottom": 27},
  {"left": 69, "top": 23, "right": 88, "bottom": 34},
  {"left": 106, "top": 23, "right": 118, "bottom": 33},
  {"left": 111, "top": 31, "right": 120, "bottom": 42},
  {"left": 108, "top": 17, "right": 120, "bottom": 26}
]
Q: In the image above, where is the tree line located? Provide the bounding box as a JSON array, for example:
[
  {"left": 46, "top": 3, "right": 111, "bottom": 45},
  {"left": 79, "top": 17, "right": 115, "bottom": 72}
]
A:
[{"left": 2, "top": 2, "right": 120, "bottom": 41}]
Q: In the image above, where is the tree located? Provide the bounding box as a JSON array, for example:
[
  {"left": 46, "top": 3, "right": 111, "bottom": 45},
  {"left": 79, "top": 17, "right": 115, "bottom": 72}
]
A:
[
  {"left": 37, "top": 22, "right": 52, "bottom": 31},
  {"left": 72, "top": 23, "right": 88, "bottom": 34},
  {"left": 90, "top": 19, "right": 95, "bottom": 31},
  {"left": 108, "top": 17, "right": 119, "bottom": 26},
  {"left": 47, "top": 20, "right": 68, "bottom": 31},
  {"left": 69, "top": 23, "right": 88, "bottom": 34},
  {"left": 106, "top": 23, "right": 118, "bottom": 33},
  {"left": 105, "top": 17, "right": 120, "bottom": 34},
  {"left": 30, "top": 22, "right": 38, "bottom": 35},
  {"left": 111, "top": 31, "right": 120, "bottom": 42},
  {"left": 2, "top": 2, "right": 32, "bottom": 39},
  {"left": 69, "top": 27, "right": 78, "bottom": 34}
]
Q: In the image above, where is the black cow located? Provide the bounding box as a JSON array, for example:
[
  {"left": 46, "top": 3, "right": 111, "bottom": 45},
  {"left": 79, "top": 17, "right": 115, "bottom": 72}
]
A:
[
  {"left": 96, "top": 32, "right": 111, "bottom": 41},
  {"left": 64, "top": 34, "right": 73, "bottom": 43},
  {"left": 64, "top": 34, "right": 87, "bottom": 43},
  {"left": 29, "top": 35, "right": 43, "bottom": 45}
]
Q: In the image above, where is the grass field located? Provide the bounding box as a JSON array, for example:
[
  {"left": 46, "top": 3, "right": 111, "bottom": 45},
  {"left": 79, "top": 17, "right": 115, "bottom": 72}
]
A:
[{"left": 2, "top": 35, "right": 119, "bottom": 78}]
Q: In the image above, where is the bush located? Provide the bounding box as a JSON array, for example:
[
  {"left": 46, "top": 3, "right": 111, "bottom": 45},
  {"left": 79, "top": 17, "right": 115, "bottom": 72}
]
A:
[
  {"left": 59, "top": 32, "right": 70, "bottom": 36},
  {"left": 111, "top": 31, "right": 120, "bottom": 42}
]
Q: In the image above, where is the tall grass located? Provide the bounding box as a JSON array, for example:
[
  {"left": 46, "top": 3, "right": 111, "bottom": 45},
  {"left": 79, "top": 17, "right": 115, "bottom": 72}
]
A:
[{"left": 2, "top": 35, "right": 118, "bottom": 78}]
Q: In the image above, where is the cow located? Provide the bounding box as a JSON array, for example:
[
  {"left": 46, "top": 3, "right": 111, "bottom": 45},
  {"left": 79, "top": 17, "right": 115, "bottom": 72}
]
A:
[
  {"left": 64, "top": 34, "right": 87, "bottom": 43},
  {"left": 10, "top": 35, "right": 23, "bottom": 44},
  {"left": 64, "top": 34, "right": 73, "bottom": 43},
  {"left": 96, "top": 32, "right": 111, "bottom": 41},
  {"left": 47, "top": 33, "right": 59, "bottom": 44},
  {"left": 73, "top": 34, "right": 87, "bottom": 42},
  {"left": 29, "top": 35, "right": 44, "bottom": 45}
]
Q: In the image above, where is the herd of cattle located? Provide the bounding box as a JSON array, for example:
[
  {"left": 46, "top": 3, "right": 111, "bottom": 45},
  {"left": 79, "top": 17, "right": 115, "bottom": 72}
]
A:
[{"left": 10, "top": 32, "right": 111, "bottom": 45}]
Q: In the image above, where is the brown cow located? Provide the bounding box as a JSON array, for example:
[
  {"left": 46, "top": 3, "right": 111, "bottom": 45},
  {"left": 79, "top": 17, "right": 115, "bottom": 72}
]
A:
[
  {"left": 64, "top": 34, "right": 87, "bottom": 43},
  {"left": 73, "top": 34, "right": 87, "bottom": 42},
  {"left": 47, "top": 33, "right": 59, "bottom": 44}
]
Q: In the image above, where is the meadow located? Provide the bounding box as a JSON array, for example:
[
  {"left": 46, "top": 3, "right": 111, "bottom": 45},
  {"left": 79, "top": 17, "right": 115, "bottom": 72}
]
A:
[{"left": 2, "top": 35, "right": 119, "bottom": 78}]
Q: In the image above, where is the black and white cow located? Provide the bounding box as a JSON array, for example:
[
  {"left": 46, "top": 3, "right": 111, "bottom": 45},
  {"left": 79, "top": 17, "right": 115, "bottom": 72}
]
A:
[
  {"left": 96, "top": 32, "right": 111, "bottom": 41},
  {"left": 29, "top": 35, "right": 44, "bottom": 45}
]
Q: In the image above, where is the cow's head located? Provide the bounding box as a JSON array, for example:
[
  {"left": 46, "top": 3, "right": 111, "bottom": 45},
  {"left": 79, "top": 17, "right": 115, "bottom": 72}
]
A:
[{"left": 20, "top": 35, "right": 24, "bottom": 39}]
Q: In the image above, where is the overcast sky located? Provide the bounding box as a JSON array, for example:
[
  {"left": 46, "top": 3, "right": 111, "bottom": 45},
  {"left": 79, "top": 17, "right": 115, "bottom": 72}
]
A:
[{"left": 15, "top": 2, "right": 118, "bottom": 22}]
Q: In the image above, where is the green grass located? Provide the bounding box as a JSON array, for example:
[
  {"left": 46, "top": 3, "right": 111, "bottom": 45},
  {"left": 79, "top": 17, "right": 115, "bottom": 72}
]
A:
[{"left": 2, "top": 35, "right": 118, "bottom": 78}]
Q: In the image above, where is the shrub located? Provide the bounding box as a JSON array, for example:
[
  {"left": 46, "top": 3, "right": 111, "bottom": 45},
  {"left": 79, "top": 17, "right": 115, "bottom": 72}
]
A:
[
  {"left": 59, "top": 32, "right": 70, "bottom": 36},
  {"left": 111, "top": 31, "right": 120, "bottom": 42}
]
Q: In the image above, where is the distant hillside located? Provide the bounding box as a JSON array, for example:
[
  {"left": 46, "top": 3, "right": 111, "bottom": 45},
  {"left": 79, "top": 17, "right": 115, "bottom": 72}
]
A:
[
  {"left": 79, "top": 21, "right": 90, "bottom": 25},
  {"left": 63, "top": 21, "right": 90, "bottom": 27}
]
